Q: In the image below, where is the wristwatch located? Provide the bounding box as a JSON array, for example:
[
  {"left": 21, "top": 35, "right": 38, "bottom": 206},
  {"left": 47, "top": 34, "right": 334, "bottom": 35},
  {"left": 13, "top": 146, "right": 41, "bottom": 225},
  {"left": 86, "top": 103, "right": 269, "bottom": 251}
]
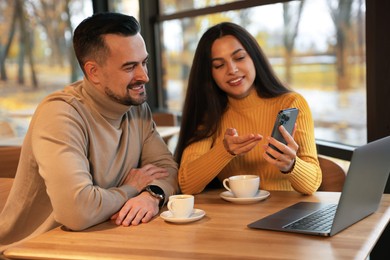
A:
[{"left": 144, "top": 185, "right": 165, "bottom": 208}]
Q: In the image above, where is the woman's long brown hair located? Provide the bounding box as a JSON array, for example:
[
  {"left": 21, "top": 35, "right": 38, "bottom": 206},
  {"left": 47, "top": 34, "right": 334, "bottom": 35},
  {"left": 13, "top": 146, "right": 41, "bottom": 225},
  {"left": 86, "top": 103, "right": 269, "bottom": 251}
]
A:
[{"left": 174, "top": 22, "right": 291, "bottom": 164}]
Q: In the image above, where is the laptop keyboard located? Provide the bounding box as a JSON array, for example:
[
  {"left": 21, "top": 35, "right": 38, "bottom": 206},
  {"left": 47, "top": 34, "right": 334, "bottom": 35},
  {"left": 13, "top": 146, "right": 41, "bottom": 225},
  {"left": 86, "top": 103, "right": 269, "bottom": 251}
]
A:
[{"left": 283, "top": 204, "right": 338, "bottom": 232}]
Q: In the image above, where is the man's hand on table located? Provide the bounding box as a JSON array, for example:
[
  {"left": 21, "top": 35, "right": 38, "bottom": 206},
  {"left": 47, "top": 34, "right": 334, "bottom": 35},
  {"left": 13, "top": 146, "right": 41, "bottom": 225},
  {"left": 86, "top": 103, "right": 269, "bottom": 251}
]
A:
[{"left": 111, "top": 192, "right": 160, "bottom": 226}]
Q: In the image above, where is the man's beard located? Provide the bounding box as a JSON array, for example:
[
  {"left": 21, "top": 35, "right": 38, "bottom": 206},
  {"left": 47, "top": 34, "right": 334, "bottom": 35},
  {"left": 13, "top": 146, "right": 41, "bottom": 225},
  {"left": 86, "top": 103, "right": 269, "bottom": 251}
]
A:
[{"left": 104, "top": 83, "right": 147, "bottom": 106}]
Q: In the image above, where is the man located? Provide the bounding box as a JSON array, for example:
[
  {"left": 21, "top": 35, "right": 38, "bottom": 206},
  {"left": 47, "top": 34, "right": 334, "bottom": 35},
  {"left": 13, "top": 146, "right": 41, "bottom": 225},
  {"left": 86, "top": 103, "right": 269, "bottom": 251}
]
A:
[{"left": 0, "top": 13, "right": 179, "bottom": 251}]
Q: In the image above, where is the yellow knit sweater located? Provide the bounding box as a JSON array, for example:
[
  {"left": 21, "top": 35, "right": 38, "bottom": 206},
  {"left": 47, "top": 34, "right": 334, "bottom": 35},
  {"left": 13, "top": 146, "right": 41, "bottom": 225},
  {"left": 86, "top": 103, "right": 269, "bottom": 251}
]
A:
[{"left": 178, "top": 89, "right": 321, "bottom": 195}]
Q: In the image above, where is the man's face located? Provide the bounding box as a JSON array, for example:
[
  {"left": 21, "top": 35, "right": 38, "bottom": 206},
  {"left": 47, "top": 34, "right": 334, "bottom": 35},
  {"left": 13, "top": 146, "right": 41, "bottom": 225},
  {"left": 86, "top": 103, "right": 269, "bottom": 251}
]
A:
[{"left": 94, "top": 33, "right": 150, "bottom": 106}]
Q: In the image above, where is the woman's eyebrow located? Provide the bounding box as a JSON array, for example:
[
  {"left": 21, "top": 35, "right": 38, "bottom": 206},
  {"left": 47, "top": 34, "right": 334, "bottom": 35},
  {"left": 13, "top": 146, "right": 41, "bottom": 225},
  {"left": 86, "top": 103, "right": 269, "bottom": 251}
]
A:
[
  {"left": 211, "top": 48, "right": 245, "bottom": 62},
  {"left": 232, "top": 48, "right": 245, "bottom": 55}
]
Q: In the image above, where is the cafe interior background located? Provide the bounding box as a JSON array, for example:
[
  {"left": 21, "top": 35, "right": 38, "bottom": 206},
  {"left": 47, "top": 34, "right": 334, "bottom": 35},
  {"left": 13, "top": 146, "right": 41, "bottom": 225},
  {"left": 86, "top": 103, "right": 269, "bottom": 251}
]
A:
[{"left": 0, "top": 0, "right": 389, "bottom": 258}]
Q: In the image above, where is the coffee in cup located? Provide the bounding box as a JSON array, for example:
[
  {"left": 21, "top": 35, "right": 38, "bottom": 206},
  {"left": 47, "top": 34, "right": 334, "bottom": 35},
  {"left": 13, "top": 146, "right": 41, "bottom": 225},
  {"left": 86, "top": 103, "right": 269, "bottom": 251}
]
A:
[
  {"left": 167, "top": 194, "right": 194, "bottom": 218},
  {"left": 223, "top": 175, "right": 260, "bottom": 198}
]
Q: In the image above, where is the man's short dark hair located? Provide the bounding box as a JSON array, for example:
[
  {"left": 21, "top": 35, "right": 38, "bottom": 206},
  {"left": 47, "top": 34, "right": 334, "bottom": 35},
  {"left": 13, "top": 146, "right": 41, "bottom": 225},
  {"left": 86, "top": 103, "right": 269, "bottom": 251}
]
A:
[{"left": 73, "top": 12, "right": 140, "bottom": 74}]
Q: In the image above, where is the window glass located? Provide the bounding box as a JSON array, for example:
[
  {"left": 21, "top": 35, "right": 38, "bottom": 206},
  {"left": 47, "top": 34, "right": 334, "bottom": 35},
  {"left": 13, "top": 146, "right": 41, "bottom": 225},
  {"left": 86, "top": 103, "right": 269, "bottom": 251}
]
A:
[
  {"left": 0, "top": 0, "right": 93, "bottom": 141},
  {"left": 109, "top": 0, "right": 139, "bottom": 20},
  {"left": 160, "top": 0, "right": 240, "bottom": 15},
  {"left": 160, "top": 0, "right": 366, "bottom": 146}
]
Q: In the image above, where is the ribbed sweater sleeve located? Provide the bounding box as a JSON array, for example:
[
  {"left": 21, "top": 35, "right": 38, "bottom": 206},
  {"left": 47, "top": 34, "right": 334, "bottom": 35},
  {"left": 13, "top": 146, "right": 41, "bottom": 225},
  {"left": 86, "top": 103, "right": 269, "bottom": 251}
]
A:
[
  {"left": 178, "top": 90, "right": 321, "bottom": 195},
  {"left": 179, "top": 137, "right": 235, "bottom": 194}
]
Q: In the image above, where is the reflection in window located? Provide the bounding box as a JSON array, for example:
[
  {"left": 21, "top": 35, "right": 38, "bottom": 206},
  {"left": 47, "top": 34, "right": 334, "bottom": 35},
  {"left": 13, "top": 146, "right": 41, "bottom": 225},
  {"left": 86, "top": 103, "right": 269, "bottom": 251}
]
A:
[
  {"left": 160, "top": 0, "right": 366, "bottom": 146},
  {"left": 0, "top": 0, "right": 93, "bottom": 139}
]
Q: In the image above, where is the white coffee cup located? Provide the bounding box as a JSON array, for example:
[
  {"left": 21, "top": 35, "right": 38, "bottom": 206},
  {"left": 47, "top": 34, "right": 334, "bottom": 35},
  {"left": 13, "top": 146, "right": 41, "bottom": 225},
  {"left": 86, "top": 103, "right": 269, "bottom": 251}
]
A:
[
  {"left": 223, "top": 175, "right": 260, "bottom": 198},
  {"left": 167, "top": 194, "right": 194, "bottom": 218}
]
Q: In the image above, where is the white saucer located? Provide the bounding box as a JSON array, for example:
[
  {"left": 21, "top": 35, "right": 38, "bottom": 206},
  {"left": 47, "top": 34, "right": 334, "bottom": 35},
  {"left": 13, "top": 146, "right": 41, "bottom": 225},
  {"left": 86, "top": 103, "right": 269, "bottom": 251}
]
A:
[
  {"left": 220, "top": 190, "right": 270, "bottom": 204},
  {"left": 160, "top": 209, "right": 206, "bottom": 223}
]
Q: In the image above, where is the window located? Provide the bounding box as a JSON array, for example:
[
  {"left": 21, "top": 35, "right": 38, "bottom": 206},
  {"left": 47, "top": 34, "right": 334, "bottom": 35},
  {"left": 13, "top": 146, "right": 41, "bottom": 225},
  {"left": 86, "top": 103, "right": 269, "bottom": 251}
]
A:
[
  {"left": 159, "top": 0, "right": 239, "bottom": 14},
  {"left": 157, "top": 0, "right": 366, "bottom": 148},
  {"left": 108, "top": 0, "right": 139, "bottom": 20},
  {"left": 0, "top": 0, "right": 93, "bottom": 139}
]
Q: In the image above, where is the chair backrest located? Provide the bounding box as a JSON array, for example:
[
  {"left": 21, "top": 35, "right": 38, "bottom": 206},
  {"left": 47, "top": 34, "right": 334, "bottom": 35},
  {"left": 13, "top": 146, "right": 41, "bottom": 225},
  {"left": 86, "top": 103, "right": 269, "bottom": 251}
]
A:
[
  {"left": 152, "top": 112, "right": 177, "bottom": 126},
  {"left": 152, "top": 112, "right": 178, "bottom": 144},
  {"left": 0, "top": 146, "right": 21, "bottom": 178},
  {"left": 0, "top": 177, "right": 14, "bottom": 212},
  {"left": 318, "top": 155, "right": 346, "bottom": 192}
]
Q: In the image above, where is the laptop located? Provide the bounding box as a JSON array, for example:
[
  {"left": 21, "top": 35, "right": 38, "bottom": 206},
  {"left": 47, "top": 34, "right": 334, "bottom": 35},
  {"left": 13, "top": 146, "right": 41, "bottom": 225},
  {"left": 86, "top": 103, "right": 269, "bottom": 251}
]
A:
[{"left": 248, "top": 136, "right": 390, "bottom": 236}]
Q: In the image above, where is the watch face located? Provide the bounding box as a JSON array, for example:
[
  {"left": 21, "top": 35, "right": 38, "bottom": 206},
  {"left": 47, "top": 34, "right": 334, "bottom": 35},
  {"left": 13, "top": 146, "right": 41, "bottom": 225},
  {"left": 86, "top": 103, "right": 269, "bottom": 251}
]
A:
[
  {"left": 148, "top": 185, "right": 158, "bottom": 193},
  {"left": 148, "top": 185, "right": 164, "bottom": 199}
]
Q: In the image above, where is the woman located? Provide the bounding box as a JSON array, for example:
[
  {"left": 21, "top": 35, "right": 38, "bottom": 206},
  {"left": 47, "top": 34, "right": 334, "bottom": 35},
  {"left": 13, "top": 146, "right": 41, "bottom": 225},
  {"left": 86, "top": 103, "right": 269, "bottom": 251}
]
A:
[{"left": 175, "top": 22, "right": 321, "bottom": 195}]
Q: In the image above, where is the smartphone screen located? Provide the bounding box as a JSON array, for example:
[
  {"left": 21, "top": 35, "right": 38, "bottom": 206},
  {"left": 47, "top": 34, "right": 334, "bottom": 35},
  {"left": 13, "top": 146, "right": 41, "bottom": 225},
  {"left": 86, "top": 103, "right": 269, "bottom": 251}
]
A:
[{"left": 268, "top": 108, "right": 299, "bottom": 157}]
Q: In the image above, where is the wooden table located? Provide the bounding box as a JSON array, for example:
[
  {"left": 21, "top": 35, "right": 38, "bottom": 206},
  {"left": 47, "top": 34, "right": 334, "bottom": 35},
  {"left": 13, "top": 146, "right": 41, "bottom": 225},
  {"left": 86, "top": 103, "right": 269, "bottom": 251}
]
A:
[
  {"left": 156, "top": 126, "right": 180, "bottom": 144},
  {"left": 0, "top": 137, "right": 24, "bottom": 146},
  {"left": 4, "top": 190, "right": 390, "bottom": 260}
]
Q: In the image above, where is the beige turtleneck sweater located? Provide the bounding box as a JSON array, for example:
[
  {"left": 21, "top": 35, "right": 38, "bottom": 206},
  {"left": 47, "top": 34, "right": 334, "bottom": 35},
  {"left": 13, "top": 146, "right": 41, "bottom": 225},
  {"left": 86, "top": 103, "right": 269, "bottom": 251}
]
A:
[
  {"left": 0, "top": 79, "right": 179, "bottom": 251},
  {"left": 179, "top": 89, "right": 321, "bottom": 195}
]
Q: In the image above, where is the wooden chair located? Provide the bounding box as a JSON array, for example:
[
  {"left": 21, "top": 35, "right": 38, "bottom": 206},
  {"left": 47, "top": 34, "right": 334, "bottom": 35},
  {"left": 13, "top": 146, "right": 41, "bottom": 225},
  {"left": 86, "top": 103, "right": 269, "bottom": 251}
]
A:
[
  {"left": 152, "top": 112, "right": 177, "bottom": 127},
  {"left": 318, "top": 155, "right": 346, "bottom": 192},
  {"left": 0, "top": 146, "right": 20, "bottom": 212},
  {"left": 152, "top": 112, "right": 178, "bottom": 143},
  {"left": 0, "top": 177, "right": 14, "bottom": 212},
  {"left": 0, "top": 146, "right": 21, "bottom": 178}
]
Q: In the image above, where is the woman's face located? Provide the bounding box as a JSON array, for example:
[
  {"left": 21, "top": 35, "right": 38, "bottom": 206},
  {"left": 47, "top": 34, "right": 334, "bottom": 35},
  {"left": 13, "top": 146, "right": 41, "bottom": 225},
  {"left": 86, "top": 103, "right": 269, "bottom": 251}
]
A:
[{"left": 211, "top": 35, "right": 256, "bottom": 99}]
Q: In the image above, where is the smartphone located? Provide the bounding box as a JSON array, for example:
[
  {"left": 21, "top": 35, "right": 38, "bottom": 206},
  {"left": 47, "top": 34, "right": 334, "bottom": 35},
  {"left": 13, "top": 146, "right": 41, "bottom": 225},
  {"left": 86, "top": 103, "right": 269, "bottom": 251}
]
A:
[{"left": 268, "top": 108, "right": 299, "bottom": 157}]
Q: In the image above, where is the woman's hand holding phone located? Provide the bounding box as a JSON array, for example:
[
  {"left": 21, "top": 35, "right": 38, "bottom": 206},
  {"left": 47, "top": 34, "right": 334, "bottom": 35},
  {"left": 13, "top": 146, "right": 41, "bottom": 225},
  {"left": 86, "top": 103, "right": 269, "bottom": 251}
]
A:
[
  {"left": 264, "top": 125, "right": 298, "bottom": 172},
  {"left": 264, "top": 108, "right": 299, "bottom": 173}
]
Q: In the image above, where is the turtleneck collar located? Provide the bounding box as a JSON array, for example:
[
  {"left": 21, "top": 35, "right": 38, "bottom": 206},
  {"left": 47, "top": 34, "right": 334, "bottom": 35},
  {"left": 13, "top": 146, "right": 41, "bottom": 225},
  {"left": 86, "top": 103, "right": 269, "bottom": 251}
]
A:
[
  {"left": 81, "top": 78, "right": 131, "bottom": 121},
  {"left": 227, "top": 88, "right": 262, "bottom": 111}
]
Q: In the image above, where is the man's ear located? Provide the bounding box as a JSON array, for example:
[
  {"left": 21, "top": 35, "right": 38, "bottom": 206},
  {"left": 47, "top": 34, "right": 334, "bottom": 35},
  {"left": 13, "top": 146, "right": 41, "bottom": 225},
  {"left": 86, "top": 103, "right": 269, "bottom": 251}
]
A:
[{"left": 84, "top": 61, "right": 100, "bottom": 84}]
